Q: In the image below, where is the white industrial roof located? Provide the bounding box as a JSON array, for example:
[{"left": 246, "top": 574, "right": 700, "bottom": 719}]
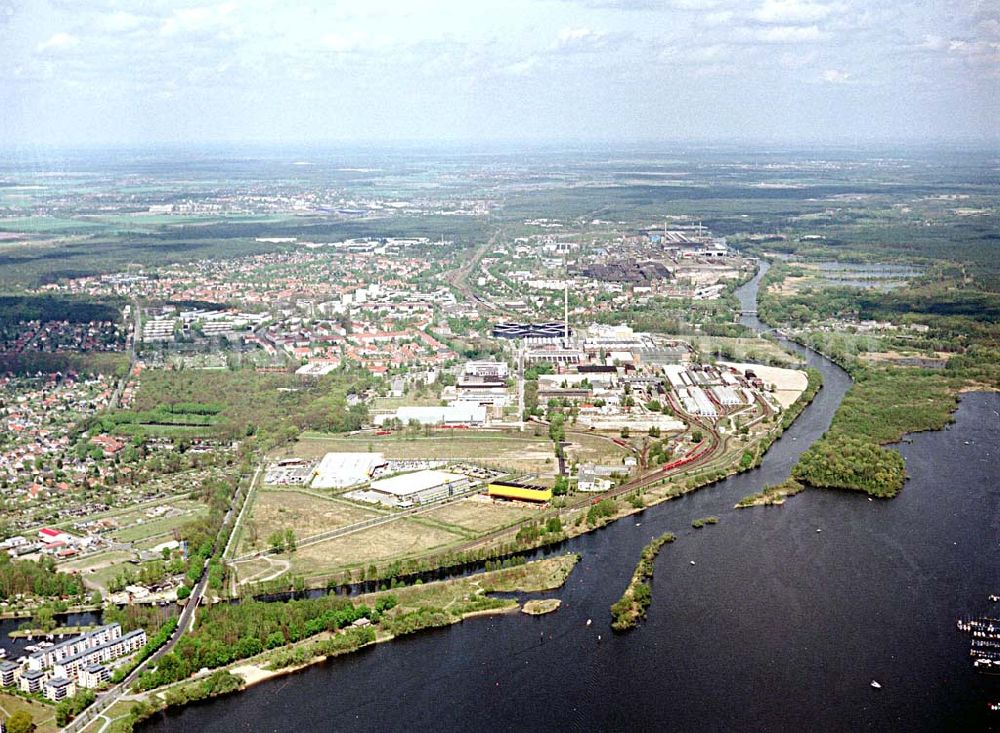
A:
[
  {"left": 382, "top": 404, "right": 486, "bottom": 425},
  {"left": 311, "top": 452, "right": 386, "bottom": 489},
  {"left": 369, "top": 469, "right": 466, "bottom": 497}
]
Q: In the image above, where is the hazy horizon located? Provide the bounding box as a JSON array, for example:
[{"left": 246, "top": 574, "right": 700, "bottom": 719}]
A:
[{"left": 3, "top": 1, "right": 998, "bottom": 147}]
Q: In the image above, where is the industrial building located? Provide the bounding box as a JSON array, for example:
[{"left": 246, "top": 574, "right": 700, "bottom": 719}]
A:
[
  {"left": 374, "top": 404, "right": 487, "bottom": 427},
  {"left": 487, "top": 480, "right": 553, "bottom": 503},
  {"left": 346, "top": 469, "right": 470, "bottom": 508},
  {"left": 311, "top": 452, "right": 386, "bottom": 490},
  {"left": 711, "top": 385, "right": 742, "bottom": 406},
  {"left": 464, "top": 360, "right": 509, "bottom": 379},
  {"left": 576, "top": 464, "right": 621, "bottom": 492},
  {"left": 492, "top": 322, "right": 571, "bottom": 339}
]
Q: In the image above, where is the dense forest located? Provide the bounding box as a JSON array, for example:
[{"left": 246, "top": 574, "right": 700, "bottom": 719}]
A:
[
  {"left": 0, "top": 295, "right": 122, "bottom": 326},
  {"left": 0, "top": 553, "right": 82, "bottom": 600},
  {"left": 135, "top": 593, "right": 395, "bottom": 689},
  {"left": 125, "top": 368, "right": 374, "bottom": 449}
]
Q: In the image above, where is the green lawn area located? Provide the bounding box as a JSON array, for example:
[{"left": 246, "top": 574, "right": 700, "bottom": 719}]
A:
[
  {"left": 110, "top": 506, "right": 208, "bottom": 544},
  {"left": 59, "top": 549, "right": 135, "bottom": 575},
  {"left": 86, "top": 562, "right": 135, "bottom": 592},
  {"left": 238, "top": 489, "right": 381, "bottom": 556},
  {"left": 0, "top": 216, "right": 106, "bottom": 233},
  {"left": 0, "top": 691, "right": 59, "bottom": 733}
]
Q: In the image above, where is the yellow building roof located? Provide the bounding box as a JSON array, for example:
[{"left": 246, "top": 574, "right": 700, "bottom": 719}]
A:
[{"left": 487, "top": 483, "right": 553, "bottom": 502}]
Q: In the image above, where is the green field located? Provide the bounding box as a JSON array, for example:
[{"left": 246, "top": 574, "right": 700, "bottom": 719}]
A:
[
  {"left": 0, "top": 691, "right": 59, "bottom": 733},
  {"left": 0, "top": 216, "right": 106, "bottom": 233},
  {"left": 110, "top": 507, "right": 209, "bottom": 544}
]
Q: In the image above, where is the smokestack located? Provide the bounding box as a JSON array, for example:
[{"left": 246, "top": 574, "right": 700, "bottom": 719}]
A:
[
  {"left": 564, "top": 279, "right": 569, "bottom": 341},
  {"left": 564, "top": 257, "right": 569, "bottom": 341}
]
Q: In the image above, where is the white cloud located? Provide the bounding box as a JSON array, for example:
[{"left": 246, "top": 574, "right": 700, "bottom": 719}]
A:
[
  {"left": 500, "top": 56, "right": 540, "bottom": 76},
  {"left": 702, "top": 11, "right": 736, "bottom": 26},
  {"left": 753, "top": 0, "right": 839, "bottom": 25},
  {"left": 660, "top": 42, "right": 732, "bottom": 64},
  {"left": 98, "top": 11, "right": 146, "bottom": 33},
  {"left": 751, "top": 24, "right": 826, "bottom": 43},
  {"left": 321, "top": 31, "right": 393, "bottom": 53},
  {"left": 36, "top": 32, "right": 79, "bottom": 53},
  {"left": 160, "top": 2, "right": 238, "bottom": 37},
  {"left": 556, "top": 27, "right": 600, "bottom": 46},
  {"left": 918, "top": 34, "right": 947, "bottom": 51},
  {"left": 553, "top": 27, "right": 629, "bottom": 53},
  {"left": 821, "top": 68, "right": 851, "bottom": 82}
]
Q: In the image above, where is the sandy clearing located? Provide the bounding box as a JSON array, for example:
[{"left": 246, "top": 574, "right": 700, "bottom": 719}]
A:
[{"left": 721, "top": 361, "right": 808, "bottom": 408}]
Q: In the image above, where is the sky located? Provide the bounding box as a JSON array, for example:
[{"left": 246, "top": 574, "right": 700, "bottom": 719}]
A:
[{"left": 2, "top": 0, "right": 998, "bottom": 146}]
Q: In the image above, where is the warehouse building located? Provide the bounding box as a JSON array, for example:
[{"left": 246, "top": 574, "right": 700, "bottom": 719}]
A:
[
  {"left": 487, "top": 480, "right": 552, "bottom": 503},
  {"left": 346, "top": 469, "right": 470, "bottom": 508},
  {"left": 374, "top": 404, "right": 487, "bottom": 427},
  {"left": 492, "top": 322, "right": 571, "bottom": 339},
  {"left": 711, "top": 386, "right": 742, "bottom": 406},
  {"left": 311, "top": 452, "right": 386, "bottom": 490}
]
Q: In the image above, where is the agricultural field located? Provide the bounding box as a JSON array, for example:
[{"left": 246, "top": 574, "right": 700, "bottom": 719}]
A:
[
  {"left": 688, "top": 334, "right": 801, "bottom": 367},
  {"left": 0, "top": 215, "right": 106, "bottom": 233},
  {"left": 238, "top": 489, "right": 382, "bottom": 555}
]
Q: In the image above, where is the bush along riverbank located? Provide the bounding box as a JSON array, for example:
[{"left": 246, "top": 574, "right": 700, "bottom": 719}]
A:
[
  {"left": 610, "top": 532, "right": 676, "bottom": 632},
  {"left": 791, "top": 365, "right": 959, "bottom": 498},
  {"left": 736, "top": 477, "right": 805, "bottom": 508},
  {"left": 107, "top": 555, "right": 580, "bottom": 732}
]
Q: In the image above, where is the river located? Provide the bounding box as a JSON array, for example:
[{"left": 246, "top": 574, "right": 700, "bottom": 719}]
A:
[{"left": 140, "top": 264, "right": 999, "bottom": 732}]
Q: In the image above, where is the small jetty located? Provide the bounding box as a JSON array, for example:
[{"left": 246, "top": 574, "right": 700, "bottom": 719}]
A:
[{"left": 957, "top": 614, "right": 1000, "bottom": 674}]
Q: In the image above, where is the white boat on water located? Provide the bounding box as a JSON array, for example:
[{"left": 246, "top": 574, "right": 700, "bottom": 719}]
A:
[
  {"left": 0, "top": 647, "right": 6, "bottom": 658},
  {"left": 871, "top": 680, "right": 882, "bottom": 689}
]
